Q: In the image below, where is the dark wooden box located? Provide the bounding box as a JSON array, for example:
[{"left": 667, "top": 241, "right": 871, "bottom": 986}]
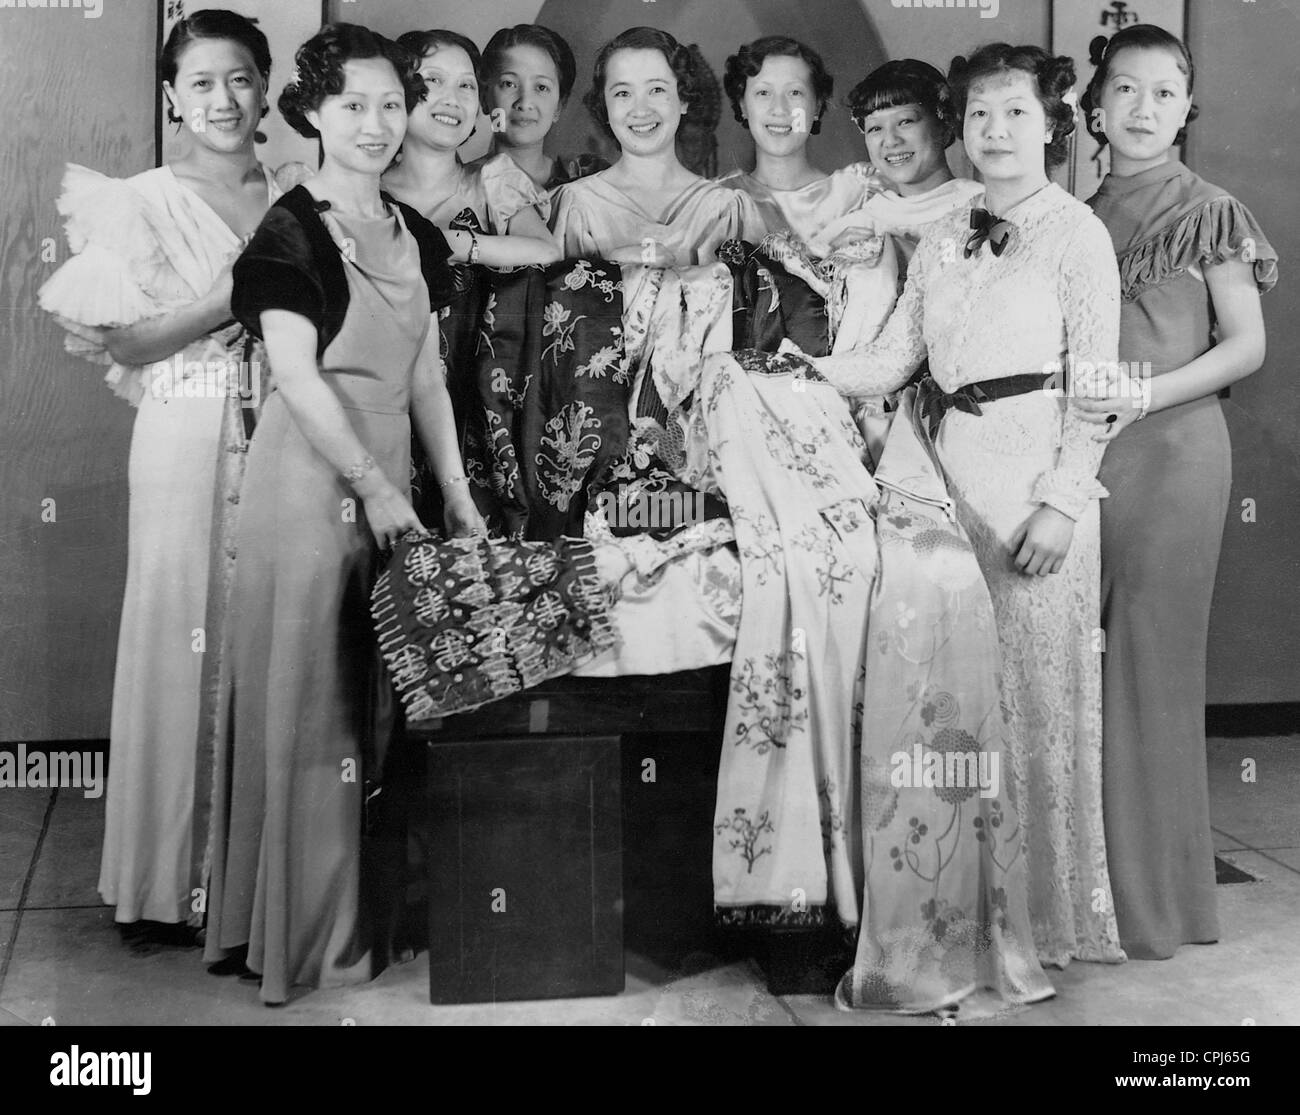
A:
[
  {"left": 415, "top": 667, "right": 730, "bottom": 1005},
  {"left": 425, "top": 733, "right": 624, "bottom": 1003}
]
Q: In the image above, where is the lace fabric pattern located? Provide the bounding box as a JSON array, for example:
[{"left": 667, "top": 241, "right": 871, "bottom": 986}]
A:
[{"left": 815, "top": 184, "right": 1126, "bottom": 966}]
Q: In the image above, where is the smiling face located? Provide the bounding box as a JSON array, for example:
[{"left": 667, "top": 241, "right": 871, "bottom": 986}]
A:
[
  {"left": 604, "top": 47, "right": 686, "bottom": 157},
  {"left": 163, "top": 38, "right": 264, "bottom": 152},
  {"left": 743, "top": 54, "right": 816, "bottom": 159},
  {"left": 963, "top": 69, "right": 1052, "bottom": 184},
  {"left": 306, "top": 57, "right": 408, "bottom": 177},
  {"left": 487, "top": 43, "right": 563, "bottom": 149},
  {"left": 407, "top": 45, "right": 480, "bottom": 151},
  {"left": 1097, "top": 46, "right": 1191, "bottom": 170},
  {"left": 860, "top": 102, "right": 950, "bottom": 194}
]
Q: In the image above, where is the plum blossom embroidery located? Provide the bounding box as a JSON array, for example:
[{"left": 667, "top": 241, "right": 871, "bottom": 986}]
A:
[{"left": 715, "top": 807, "right": 775, "bottom": 873}]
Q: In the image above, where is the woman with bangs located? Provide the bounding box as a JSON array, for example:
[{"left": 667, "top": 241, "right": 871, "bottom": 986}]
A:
[
  {"left": 550, "top": 26, "right": 761, "bottom": 267},
  {"left": 825, "top": 60, "right": 984, "bottom": 272},
  {"left": 474, "top": 23, "right": 608, "bottom": 192},
  {"left": 382, "top": 28, "right": 559, "bottom": 263}
]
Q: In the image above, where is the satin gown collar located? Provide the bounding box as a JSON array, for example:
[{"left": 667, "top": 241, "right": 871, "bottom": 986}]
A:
[{"left": 1094, "top": 158, "right": 1187, "bottom": 198}]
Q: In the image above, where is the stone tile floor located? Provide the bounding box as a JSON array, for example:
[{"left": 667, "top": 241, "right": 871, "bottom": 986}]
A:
[{"left": 2, "top": 735, "right": 1296, "bottom": 1026}]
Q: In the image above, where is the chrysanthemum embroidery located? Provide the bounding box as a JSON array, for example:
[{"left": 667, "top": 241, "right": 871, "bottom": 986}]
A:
[
  {"left": 575, "top": 342, "right": 622, "bottom": 380},
  {"left": 536, "top": 403, "right": 601, "bottom": 510}
]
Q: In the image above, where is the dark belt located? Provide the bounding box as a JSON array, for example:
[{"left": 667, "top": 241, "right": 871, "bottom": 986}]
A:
[{"left": 916, "top": 372, "right": 1050, "bottom": 440}]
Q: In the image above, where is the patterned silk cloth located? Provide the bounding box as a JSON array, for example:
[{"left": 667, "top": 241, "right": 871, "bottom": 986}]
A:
[{"left": 703, "top": 353, "right": 1053, "bottom": 1012}]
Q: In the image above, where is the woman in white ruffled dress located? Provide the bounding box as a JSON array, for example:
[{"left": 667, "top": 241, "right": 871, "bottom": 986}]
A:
[{"left": 38, "top": 10, "right": 279, "bottom": 935}]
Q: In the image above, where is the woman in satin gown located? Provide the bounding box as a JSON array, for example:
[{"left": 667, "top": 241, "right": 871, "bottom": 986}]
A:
[
  {"left": 38, "top": 9, "right": 278, "bottom": 938},
  {"left": 716, "top": 36, "right": 875, "bottom": 245},
  {"left": 1080, "top": 24, "right": 1276, "bottom": 960},
  {"left": 202, "top": 23, "right": 486, "bottom": 1005},
  {"left": 550, "top": 26, "right": 762, "bottom": 266}
]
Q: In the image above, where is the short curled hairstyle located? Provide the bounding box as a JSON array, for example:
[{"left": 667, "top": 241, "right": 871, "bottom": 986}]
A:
[
  {"left": 722, "top": 37, "right": 834, "bottom": 133},
  {"left": 582, "top": 26, "right": 701, "bottom": 139},
  {"left": 1081, "top": 24, "right": 1198, "bottom": 149},
  {"left": 847, "top": 59, "right": 957, "bottom": 147},
  {"left": 279, "top": 23, "right": 425, "bottom": 140},
  {"left": 161, "top": 8, "right": 272, "bottom": 123},
  {"left": 481, "top": 24, "right": 577, "bottom": 109},
  {"left": 396, "top": 29, "right": 483, "bottom": 83},
  {"left": 948, "top": 43, "right": 1077, "bottom": 170}
]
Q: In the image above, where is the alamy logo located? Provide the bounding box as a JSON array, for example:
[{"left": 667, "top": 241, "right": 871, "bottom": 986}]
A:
[
  {"left": 0, "top": 0, "right": 103, "bottom": 17},
  {"left": 889, "top": 741, "right": 1000, "bottom": 799},
  {"left": 891, "top": 0, "right": 1000, "bottom": 18},
  {"left": 49, "top": 1047, "right": 151, "bottom": 1095},
  {"left": 0, "top": 745, "right": 104, "bottom": 799}
]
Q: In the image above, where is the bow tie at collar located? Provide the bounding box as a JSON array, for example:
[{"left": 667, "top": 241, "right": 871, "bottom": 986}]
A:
[{"left": 964, "top": 207, "right": 1013, "bottom": 258}]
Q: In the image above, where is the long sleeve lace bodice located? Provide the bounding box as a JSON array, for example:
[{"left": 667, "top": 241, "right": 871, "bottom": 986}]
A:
[{"left": 813, "top": 183, "right": 1120, "bottom": 519}]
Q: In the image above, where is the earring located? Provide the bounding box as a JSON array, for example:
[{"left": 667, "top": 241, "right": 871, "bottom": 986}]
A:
[{"left": 810, "top": 117, "right": 822, "bottom": 136}]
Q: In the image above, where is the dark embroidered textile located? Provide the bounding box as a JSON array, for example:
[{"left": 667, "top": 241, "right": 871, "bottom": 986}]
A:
[
  {"left": 371, "top": 531, "right": 617, "bottom": 721},
  {"left": 718, "top": 238, "right": 831, "bottom": 357},
  {"left": 461, "top": 258, "right": 632, "bottom": 541}
]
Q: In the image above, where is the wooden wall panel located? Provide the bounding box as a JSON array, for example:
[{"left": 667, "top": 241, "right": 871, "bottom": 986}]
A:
[{"left": 0, "top": 4, "right": 155, "bottom": 740}]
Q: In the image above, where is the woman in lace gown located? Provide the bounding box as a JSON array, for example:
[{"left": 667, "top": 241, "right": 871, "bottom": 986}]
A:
[
  {"left": 550, "top": 26, "right": 762, "bottom": 266},
  {"left": 474, "top": 24, "right": 608, "bottom": 192},
  {"left": 808, "top": 44, "right": 1126, "bottom": 967},
  {"left": 37, "top": 10, "right": 278, "bottom": 935},
  {"left": 1080, "top": 26, "right": 1276, "bottom": 959}
]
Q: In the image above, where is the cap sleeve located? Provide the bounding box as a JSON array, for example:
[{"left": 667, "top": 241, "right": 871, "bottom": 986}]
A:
[
  {"left": 549, "top": 180, "right": 596, "bottom": 259},
  {"left": 1119, "top": 194, "right": 1278, "bottom": 302},
  {"left": 230, "top": 204, "right": 325, "bottom": 339},
  {"left": 478, "top": 153, "right": 552, "bottom": 232}
]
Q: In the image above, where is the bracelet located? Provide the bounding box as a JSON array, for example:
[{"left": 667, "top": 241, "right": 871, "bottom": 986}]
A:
[
  {"left": 440, "top": 475, "right": 469, "bottom": 490},
  {"left": 465, "top": 228, "right": 481, "bottom": 266},
  {"left": 342, "top": 455, "right": 376, "bottom": 484},
  {"left": 1136, "top": 388, "right": 1151, "bottom": 422}
]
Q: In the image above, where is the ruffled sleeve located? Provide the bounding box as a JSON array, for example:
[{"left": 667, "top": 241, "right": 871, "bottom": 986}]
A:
[
  {"left": 1033, "top": 212, "right": 1119, "bottom": 520},
  {"left": 479, "top": 153, "right": 552, "bottom": 233},
  {"left": 36, "top": 164, "right": 168, "bottom": 403},
  {"left": 1119, "top": 194, "right": 1278, "bottom": 302},
  {"left": 231, "top": 205, "right": 325, "bottom": 340}
]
